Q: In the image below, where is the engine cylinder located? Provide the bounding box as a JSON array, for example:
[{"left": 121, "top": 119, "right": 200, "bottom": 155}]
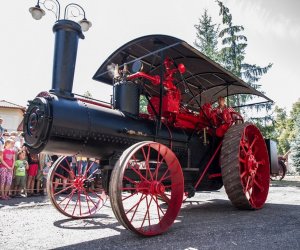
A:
[{"left": 113, "top": 81, "right": 140, "bottom": 116}]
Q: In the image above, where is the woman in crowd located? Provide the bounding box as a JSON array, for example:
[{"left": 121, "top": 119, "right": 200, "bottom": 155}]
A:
[{"left": 0, "top": 138, "right": 15, "bottom": 200}]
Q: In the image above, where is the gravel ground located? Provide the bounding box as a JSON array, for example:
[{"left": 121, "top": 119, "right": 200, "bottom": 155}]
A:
[{"left": 0, "top": 177, "right": 299, "bottom": 250}]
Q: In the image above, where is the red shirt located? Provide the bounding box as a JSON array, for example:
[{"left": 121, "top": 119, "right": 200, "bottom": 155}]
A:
[{"left": 0, "top": 149, "right": 15, "bottom": 169}]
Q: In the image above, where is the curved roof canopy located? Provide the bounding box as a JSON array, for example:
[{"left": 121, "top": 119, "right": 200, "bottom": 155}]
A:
[{"left": 93, "top": 35, "right": 272, "bottom": 108}]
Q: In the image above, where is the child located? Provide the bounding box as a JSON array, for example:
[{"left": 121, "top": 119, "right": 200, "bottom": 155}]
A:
[
  {"left": 0, "top": 139, "right": 15, "bottom": 200},
  {"left": 42, "top": 157, "right": 52, "bottom": 196},
  {"left": 25, "top": 148, "right": 39, "bottom": 197},
  {"left": 13, "top": 150, "right": 29, "bottom": 197}
]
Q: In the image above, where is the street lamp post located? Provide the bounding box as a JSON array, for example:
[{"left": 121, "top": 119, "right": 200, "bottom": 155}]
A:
[
  {"left": 29, "top": 0, "right": 92, "bottom": 31},
  {"left": 28, "top": 0, "right": 92, "bottom": 97}
]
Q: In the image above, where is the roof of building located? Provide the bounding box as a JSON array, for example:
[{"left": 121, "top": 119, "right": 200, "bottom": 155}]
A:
[{"left": 0, "top": 100, "right": 25, "bottom": 110}]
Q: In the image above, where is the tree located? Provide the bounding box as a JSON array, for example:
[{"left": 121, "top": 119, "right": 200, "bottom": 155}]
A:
[
  {"left": 273, "top": 107, "right": 292, "bottom": 155},
  {"left": 216, "top": 0, "right": 272, "bottom": 108},
  {"left": 194, "top": 9, "right": 220, "bottom": 62},
  {"left": 291, "top": 114, "right": 300, "bottom": 173},
  {"left": 289, "top": 98, "right": 300, "bottom": 140}
]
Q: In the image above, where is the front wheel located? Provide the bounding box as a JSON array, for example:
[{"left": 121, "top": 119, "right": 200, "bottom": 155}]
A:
[
  {"left": 47, "top": 156, "right": 107, "bottom": 218},
  {"left": 109, "top": 141, "right": 184, "bottom": 236},
  {"left": 220, "top": 123, "right": 270, "bottom": 209}
]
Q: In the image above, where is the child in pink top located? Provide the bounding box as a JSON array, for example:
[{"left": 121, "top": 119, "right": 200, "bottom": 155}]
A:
[{"left": 0, "top": 138, "right": 15, "bottom": 199}]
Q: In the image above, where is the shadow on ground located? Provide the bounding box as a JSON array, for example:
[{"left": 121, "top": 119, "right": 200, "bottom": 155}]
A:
[
  {"left": 0, "top": 195, "right": 50, "bottom": 209},
  {"left": 51, "top": 198, "right": 300, "bottom": 250}
]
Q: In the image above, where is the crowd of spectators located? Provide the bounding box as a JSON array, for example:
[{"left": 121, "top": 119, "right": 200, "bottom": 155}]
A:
[
  {"left": 0, "top": 117, "right": 102, "bottom": 201},
  {"left": 0, "top": 117, "right": 53, "bottom": 200}
]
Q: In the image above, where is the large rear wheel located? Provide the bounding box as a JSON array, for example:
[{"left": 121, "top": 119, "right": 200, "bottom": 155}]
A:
[
  {"left": 47, "top": 156, "right": 107, "bottom": 218},
  {"left": 109, "top": 141, "right": 184, "bottom": 236},
  {"left": 220, "top": 123, "right": 270, "bottom": 209}
]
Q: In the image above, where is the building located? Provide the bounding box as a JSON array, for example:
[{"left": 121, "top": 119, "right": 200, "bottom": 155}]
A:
[{"left": 0, "top": 100, "right": 25, "bottom": 132}]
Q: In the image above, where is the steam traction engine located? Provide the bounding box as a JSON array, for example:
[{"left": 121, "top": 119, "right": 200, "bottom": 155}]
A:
[{"left": 24, "top": 19, "right": 274, "bottom": 236}]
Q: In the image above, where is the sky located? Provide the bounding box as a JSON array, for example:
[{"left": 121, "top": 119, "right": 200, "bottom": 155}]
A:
[{"left": 1, "top": 0, "right": 299, "bottom": 113}]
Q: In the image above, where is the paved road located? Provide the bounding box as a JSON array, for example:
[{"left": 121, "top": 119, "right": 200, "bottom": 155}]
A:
[{"left": 0, "top": 179, "right": 299, "bottom": 250}]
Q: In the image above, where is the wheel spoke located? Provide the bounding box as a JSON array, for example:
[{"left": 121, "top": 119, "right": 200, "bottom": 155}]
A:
[
  {"left": 244, "top": 175, "right": 252, "bottom": 193},
  {"left": 240, "top": 170, "right": 248, "bottom": 178},
  {"left": 72, "top": 195, "right": 79, "bottom": 216},
  {"left": 53, "top": 184, "right": 74, "bottom": 196},
  {"left": 240, "top": 141, "right": 248, "bottom": 155},
  {"left": 84, "top": 161, "right": 95, "bottom": 178},
  {"left": 59, "top": 164, "right": 72, "bottom": 178},
  {"left": 154, "top": 146, "right": 168, "bottom": 180},
  {"left": 83, "top": 189, "right": 98, "bottom": 208},
  {"left": 126, "top": 194, "right": 146, "bottom": 222},
  {"left": 253, "top": 178, "right": 264, "bottom": 192},
  {"left": 239, "top": 158, "right": 246, "bottom": 164},
  {"left": 54, "top": 172, "right": 68, "bottom": 180},
  {"left": 122, "top": 191, "right": 139, "bottom": 201},
  {"left": 249, "top": 136, "right": 258, "bottom": 151},
  {"left": 78, "top": 191, "right": 82, "bottom": 216},
  {"left": 84, "top": 191, "right": 92, "bottom": 215},
  {"left": 157, "top": 193, "right": 170, "bottom": 204},
  {"left": 152, "top": 194, "right": 165, "bottom": 219},
  {"left": 128, "top": 159, "right": 149, "bottom": 182},
  {"left": 123, "top": 175, "right": 138, "bottom": 185},
  {"left": 62, "top": 189, "right": 76, "bottom": 209},
  {"left": 140, "top": 195, "right": 153, "bottom": 230},
  {"left": 159, "top": 174, "right": 172, "bottom": 182},
  {"left": 141, "top": 146, "right": 154, "bottom": 181}
]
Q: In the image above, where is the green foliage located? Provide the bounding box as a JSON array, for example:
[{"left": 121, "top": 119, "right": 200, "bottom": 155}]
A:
[
  {"left": 139, "top": 95, "right": 148, "bottom": 113},
  {"left": 215, "top": 0, "right": 273, "bottom": 125},
  {"left": 274, "top": 107, "right": 292, "bottom": 154},
  {"left": 291, "top": 114, "right": 300, "bottom": 173},
  {"left": 290, "top": 99, "right": 300, "bottom": 139},
  {"left": 194, "top": 9, "right": 220, "bottom": 61}
]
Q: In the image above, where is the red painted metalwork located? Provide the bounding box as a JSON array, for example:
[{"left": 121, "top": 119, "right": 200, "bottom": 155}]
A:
[
  {"left": 109, "top": 141, "right": 184, "bottom": 236},
  {"left": 194, "top": 142, "right": 223, "bottom": 190},
  {"left": 128, "top": 57, "right": 242, "bottom": 136},
  {"left": 47, "top": 156, "right": 107, "bottom": 218},
  {"left": 239, "top": 125, "right": 270, "bottom": 209},
  {"left": 208, "top": 173, "right": 222, "bottom": 179},
  {"left": 127, "top": 72, "right": 161, "bottom": 85},
  {"left": 76, "top": 97, "right": 112, "bottom": 109}
]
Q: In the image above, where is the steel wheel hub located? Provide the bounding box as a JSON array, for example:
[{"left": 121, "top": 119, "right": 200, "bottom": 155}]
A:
[
  {"left": 246, "top": 154, "right": 258, "bottom": 175},
  {"left": 136, "top": 181, "right": 165, "bottom": 195},
  {"left": 73, "top": 177, "right": 86, "bottom": 190}
]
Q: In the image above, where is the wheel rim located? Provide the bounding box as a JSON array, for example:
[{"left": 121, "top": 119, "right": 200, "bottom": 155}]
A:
[
  {"left": 110, "top": 141, "right": 184, "bottom": 236},
  {"left": 239, "top": 125, "right": 270, "bottom": 209},
  {"left": 47, "top": 156, "right": 107, "bottom": 218}
]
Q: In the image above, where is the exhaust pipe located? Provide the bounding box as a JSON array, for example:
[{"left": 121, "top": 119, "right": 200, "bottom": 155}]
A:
[{"left": 50, "top": 20, "right": 84, "bottom": 97}]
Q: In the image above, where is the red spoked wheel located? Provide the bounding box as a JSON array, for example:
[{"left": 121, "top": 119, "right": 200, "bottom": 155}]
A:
[
  {"left": 109, "top": 141, "right": 184, "bottom": 236},
  {"left": 47, "top": 156, "right": 107, "bottom": 218},
  {"left": 221, "top": 123, "right": 270, "bottom": 209}
]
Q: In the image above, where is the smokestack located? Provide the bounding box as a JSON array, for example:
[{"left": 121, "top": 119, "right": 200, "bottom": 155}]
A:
[{"left": 50, "top": 20, "right": 84, "bottom": 97}]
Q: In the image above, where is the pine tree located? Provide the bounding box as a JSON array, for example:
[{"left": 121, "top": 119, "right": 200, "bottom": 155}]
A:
[
  {"left": 216, "top": 0, "right": 272, "bottom": 109},
  {"left": 194, "top": 9, "right": 220, "bottom": 62}
]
